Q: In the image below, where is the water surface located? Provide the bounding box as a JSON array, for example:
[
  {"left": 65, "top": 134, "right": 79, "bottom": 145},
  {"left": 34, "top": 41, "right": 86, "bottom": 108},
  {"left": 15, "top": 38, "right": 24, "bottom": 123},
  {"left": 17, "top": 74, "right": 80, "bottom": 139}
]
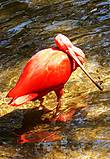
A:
[{"left": 0, "top": 0, "right": 110, "bottom": 158}]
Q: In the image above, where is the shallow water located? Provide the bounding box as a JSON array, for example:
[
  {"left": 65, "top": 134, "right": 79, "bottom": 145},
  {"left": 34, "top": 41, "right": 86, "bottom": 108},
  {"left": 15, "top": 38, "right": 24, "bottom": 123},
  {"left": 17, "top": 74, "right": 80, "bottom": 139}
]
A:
[{"left": 0, "top": 0, "right": 110, "bottom": 158}]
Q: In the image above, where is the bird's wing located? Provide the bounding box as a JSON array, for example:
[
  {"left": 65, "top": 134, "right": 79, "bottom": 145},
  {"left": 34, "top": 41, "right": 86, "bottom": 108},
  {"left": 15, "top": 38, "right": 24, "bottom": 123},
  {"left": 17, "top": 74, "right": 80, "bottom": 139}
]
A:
[{"left": 7, "top": 48, "right": 72, "bottom": 98}]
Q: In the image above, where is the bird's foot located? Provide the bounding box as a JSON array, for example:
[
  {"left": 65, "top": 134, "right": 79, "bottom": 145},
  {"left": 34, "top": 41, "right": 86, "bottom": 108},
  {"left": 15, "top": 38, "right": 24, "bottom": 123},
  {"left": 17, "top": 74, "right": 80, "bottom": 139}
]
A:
[
  {"left": 51, "top": 108, "right": 76, "bottom": 123},
  {"left": 38, "top": 105, "right": 51, "bottom": 113}
]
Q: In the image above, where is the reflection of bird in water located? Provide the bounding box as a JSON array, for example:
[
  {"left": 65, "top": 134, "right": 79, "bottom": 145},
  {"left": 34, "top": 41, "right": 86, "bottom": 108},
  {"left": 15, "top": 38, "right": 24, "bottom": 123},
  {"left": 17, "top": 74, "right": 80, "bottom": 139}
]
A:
[{"left": 6, "top": 34, "right": 102, "bottom": 118}]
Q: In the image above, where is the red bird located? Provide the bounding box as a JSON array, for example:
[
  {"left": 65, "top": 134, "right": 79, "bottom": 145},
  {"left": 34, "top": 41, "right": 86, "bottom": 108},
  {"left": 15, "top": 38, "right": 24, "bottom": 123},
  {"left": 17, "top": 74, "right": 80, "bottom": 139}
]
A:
[{"left": 7, "top": 34, "right": 101, "bottom": 116}]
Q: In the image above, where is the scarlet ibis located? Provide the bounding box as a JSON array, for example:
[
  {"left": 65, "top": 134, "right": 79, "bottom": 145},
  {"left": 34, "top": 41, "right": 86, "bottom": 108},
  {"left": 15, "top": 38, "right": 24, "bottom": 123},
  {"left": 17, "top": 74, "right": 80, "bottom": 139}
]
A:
[{"left": 7, "top": 34, "right": 102, "bottom": 116}]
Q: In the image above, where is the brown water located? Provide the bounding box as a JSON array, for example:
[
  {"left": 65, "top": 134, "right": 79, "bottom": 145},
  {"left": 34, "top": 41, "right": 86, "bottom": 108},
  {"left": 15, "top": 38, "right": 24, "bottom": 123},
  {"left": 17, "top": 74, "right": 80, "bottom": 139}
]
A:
[{"left": 0, "top": 0, "right": 110, "bottom": 158}]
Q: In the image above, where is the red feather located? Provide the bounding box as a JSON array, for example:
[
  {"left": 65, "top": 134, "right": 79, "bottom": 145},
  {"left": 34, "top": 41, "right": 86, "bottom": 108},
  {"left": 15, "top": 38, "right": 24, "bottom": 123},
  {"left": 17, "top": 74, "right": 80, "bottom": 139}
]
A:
[{"left": 7, "top": 48, "right": 75, "bottom": 105}]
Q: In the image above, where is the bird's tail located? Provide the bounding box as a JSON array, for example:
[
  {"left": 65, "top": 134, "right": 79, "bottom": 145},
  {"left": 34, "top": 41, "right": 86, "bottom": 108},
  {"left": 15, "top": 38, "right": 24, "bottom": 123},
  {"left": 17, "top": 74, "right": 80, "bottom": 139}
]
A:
[{"left": 8, "top": 93, "right": 38, "bottom": 106}]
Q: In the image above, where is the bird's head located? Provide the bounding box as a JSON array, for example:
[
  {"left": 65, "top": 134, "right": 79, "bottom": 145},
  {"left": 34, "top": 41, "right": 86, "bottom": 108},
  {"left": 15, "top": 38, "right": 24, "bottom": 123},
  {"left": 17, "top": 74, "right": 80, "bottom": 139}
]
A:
[
  {"left": 55, "top": 34, "right": 103, "bottom": 91},
  {"left": 54, "top": 33, "right": 85, "bottom": 65}
]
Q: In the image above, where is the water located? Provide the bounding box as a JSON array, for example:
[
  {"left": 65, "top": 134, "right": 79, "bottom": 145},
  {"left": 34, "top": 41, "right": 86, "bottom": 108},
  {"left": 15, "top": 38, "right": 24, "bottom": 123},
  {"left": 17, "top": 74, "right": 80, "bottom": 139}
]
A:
[{"left": 0, "top": 0, "right": 110, "bottom": 158}]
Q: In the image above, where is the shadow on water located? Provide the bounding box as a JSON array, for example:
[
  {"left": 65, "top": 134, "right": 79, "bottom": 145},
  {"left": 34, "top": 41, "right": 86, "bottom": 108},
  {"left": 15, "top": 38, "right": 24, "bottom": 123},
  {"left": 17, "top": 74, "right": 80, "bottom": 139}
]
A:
[
  {"left": 0, "top": 0, "right": 110, "bottom": 158},
  {"left": 0, "top": 108, "right": 48, "bottom": 143},
  {"left": 0, "top": 88, "right": 110, "bottom": 158}
]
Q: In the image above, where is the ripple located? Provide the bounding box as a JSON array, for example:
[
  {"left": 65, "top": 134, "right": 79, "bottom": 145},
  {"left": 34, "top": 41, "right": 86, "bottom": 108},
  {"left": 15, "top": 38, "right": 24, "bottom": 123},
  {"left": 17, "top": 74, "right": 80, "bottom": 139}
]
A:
[{"left": 7, "top": 19, "right": 32, "bottom": 34}]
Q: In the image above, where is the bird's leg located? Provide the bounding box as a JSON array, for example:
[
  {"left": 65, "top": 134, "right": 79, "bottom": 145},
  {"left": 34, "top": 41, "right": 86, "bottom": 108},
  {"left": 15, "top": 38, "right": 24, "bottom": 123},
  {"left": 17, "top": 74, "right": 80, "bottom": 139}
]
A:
[
  {"left": 38, "top": 97, "right": 50, "bottom": 113},
  {"left": 38, "top": 97, "right": 44, "bottom": 110},
  {"left": 54, "top": 86, "right": 64, "bottom": 117}
]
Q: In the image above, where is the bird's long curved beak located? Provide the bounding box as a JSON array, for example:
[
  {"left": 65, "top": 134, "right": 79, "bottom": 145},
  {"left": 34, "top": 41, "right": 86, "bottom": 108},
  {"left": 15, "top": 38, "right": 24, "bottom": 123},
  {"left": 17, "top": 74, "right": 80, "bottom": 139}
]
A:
[
  {"left": 55, "top": 33, "right": 103, "bottom": 91},
  {"left": 68, "top": 47, "right": 103, "bottom": 91}
]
